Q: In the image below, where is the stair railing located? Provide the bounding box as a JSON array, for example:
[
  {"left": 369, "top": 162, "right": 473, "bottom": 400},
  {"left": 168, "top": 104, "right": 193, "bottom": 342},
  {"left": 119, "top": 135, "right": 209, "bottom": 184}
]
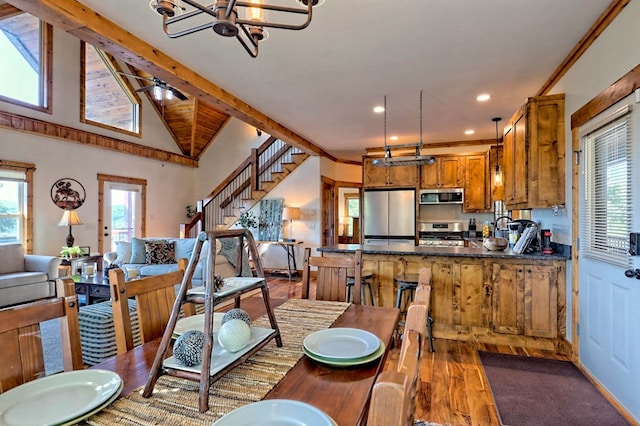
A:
[{"left": 180, "top": 137, "right": 306, "bottom": 238}]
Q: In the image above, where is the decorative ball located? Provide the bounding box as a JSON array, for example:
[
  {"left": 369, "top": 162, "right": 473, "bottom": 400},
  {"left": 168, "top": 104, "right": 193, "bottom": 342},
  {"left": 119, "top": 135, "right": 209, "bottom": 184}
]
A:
[
  {"left": 173, "top": 330, "right": 205, "bottom": 366},
  {"left": 217, "top": 319, "right": 251, "bottom": 353},
  {"left": 222, "top": 308, "right": 251, "bottom": 327}
]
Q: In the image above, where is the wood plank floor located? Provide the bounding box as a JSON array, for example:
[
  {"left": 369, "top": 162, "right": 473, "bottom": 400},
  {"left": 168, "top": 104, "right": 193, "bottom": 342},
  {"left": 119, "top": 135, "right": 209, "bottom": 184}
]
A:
[{"left": 256, "top": 277, "right": 573, "bottom": 426}]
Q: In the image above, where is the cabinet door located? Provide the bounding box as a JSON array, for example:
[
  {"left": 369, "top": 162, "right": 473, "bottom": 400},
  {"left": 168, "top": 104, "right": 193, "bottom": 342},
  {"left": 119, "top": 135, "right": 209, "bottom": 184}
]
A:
[
  {"left": 439, "top": 156, "right": 463, "bottom": 188},
  {"left": 524, "top": 265, "right": 558, "bottom": 338},
  {"left": 452, "top": 262, "right": 488, "bottom": 329},
  {"left": 463, "top": 154, "right": 488, "bottom": 212},
  {"left": 420, "top": 162, "right": 438, "bottom": 188},
  {"left": 388, "top": 164, "right": 418, "bottom": 186},
  {"left": 363, "top": 158, "right": 388, "bottom": 186},
  {"left": 527, "top": 96, "right": 565, "bottom": 207},
  {"left": 492, "top": 263, "right": 524, "bottom": 335},
  {"left": 512, "top": 112, "right": 528, "bottom": 205}
]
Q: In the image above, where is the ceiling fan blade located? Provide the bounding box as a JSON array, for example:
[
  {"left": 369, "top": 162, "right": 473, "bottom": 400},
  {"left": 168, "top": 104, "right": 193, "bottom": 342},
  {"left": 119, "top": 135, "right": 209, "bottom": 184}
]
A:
[
  {"left": 170, "top": 87, "right": 188, "bottom": 101},
  {"left": 117, "top": 71, "right": 155, "bottom": 84},
  {"left": 135, "top": 85, "right": 155, "bottom": 93}
]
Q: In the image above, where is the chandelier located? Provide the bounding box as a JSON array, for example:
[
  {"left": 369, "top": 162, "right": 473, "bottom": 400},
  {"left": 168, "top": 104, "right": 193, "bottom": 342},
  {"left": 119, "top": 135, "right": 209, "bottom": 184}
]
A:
[
  {"left": 373, "top": 91, "right": 437, "bottom": 167},
  {"left": 149, "top": 0, "right": 319, "bottom": 58}
]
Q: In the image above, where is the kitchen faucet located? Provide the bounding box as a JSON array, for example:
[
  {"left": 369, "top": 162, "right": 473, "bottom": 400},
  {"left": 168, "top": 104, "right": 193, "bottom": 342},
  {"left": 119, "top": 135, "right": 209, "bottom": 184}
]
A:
[{"left": 493, "top": 215, "right": 512, "bottom": 237}]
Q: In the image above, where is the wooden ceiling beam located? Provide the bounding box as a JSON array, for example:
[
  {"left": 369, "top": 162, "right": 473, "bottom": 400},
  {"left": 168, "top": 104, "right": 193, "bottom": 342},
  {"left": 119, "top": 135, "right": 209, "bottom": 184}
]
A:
[{"left": 6, "top": 0, "right": 329, "bottom": 158}]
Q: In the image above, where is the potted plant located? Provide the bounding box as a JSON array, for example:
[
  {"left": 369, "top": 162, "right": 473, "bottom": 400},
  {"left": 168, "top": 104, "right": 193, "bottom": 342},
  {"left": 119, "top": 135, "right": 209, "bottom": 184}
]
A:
[{"left": 60, "top": 246, "right": 84, "bottom": 258}]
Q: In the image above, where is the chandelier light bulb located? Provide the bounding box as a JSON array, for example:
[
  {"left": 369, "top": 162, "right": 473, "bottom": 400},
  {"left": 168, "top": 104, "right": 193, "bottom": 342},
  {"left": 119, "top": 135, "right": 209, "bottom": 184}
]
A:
[
  {"left": 153, "top": 86, "right": 163, "bottom": 100},
  {"left": 165, "top": 89, "right": 174, "bottom": 100}
]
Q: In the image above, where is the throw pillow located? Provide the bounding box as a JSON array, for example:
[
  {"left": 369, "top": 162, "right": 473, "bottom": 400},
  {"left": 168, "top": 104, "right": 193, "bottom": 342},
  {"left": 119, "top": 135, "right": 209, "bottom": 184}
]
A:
[
  {"left": 114, "top": 241, "right": 132, "bottom": 265},
  {"left": 145, "top": 241, "right": 175, "bottom": 265},
  {"left": 130, "top": 238, "right": 148, "bottom": 264}
]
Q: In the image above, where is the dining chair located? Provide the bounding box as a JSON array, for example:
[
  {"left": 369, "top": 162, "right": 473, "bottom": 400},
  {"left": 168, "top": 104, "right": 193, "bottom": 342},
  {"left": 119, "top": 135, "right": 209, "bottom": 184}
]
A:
[
  {"left": 367, "top": 329, "right": 422, "bottom": 426},
  {"left": 301, "top": 247, "right": 363, "bottom": 304},
  {"left": 0, "top": 278, "right": 84, "bottom": 393},
  {"left": 368, "top": 268, "right": 431, "bottom": 425},
  {"left": 109, "top": 258, "right": 191, "bottom": 354}
]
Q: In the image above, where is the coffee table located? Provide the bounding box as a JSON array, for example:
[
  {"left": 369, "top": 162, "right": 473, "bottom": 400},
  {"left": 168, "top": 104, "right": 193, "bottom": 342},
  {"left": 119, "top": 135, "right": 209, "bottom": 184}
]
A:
[{"left": 71, "top": 274, "right": 111, "bottom": 305}]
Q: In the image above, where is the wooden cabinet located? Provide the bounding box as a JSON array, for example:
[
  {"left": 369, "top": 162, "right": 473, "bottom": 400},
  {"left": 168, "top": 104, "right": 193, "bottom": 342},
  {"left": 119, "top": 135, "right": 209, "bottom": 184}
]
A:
[
  {"left": 363, "top": 157, "right": 418, "bottom": 187},
  {"left": 420, "top": 155, "right": 463, "bottom": 188},
  {"left": 503, "top": 94, "right": 565, "bottom": 209},
  {"left": 492, "top": 263, "right": 558, "bottom": 338},
  {"left": 463, "top": 153, "right": 490, "bottom": 212},
  {"left": 322, "top": 250, "right": 566, "bottom": 351}
]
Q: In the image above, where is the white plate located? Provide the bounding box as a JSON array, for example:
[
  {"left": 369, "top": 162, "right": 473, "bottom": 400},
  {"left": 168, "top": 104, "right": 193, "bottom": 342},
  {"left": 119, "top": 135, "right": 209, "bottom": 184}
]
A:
[
  {"left": 164, "top": 327, "right": 276, "bottom": 375},
  {"left": 303, "top": 340, "right": 386, "bottom": 368},
  {"left": 174, "top": 313, "right": 224, "bottom": 336},
  {"left": 303, "top": 328, "right": 380, "bottom": 360},
  {"left": 212, "top": 399, "right": 337, "bottom": 426},
  {"left": 0, "top": 369, "right": 122, "bottom": 426},
  {"left": 59, "top": 379, "right": 123, "bottom": 426}
]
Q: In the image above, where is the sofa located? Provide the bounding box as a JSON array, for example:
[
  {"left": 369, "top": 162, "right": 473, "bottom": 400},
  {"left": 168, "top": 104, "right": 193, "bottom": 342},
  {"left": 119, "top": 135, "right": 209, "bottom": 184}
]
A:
[
  {"left": 0, "top": 243, "right": 61, "bottom": 308},
  {"left": 103, "top": 236, "right": 251, "bottom": 286}
]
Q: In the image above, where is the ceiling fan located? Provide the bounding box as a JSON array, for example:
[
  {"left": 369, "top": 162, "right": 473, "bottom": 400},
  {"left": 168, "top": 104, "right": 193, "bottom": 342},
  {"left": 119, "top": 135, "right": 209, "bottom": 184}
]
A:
[{"left": 118, "top": 72, "right": 188, "bottom": 101}]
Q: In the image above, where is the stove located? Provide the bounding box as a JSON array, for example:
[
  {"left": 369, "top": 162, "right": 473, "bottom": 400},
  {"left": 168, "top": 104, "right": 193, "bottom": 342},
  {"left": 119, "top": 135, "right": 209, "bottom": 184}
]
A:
[{"left": 418, "top": 222, "right": 465, "bottom": 247}]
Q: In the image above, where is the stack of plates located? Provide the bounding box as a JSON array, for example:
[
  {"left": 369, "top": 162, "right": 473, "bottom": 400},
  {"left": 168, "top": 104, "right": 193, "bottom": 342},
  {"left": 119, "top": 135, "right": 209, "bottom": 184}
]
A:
[
  {"left": 302, "top": 328, "right": 385, "bottom": 367},
  {"left": 0, "top": 369, "right": 122, "bottom": 425}
]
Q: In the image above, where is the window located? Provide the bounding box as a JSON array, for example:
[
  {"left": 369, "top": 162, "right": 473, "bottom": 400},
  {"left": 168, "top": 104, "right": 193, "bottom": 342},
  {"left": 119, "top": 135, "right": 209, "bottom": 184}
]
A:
[
  {"left": 580, "top": 106, "right": 633, "bottom": 269},
  {"left": 0, "top": 160, "right": 34, "bottom": 251},
  {"left": 0, "top": 10, "right": 51, "bottom": 112},
  {"left": 81, "top": 42, "right": 140, "bottom": 135},
  {"left": 343, "top": 192, "right": 360, "bottom": 236}
]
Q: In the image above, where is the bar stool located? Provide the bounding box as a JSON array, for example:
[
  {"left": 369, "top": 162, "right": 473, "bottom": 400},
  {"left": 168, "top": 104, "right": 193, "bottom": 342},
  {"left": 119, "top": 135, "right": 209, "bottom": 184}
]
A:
[
  {"left": 346, "top": 270, "right": 375, "bottom": 305},
  {"left": 394, "top": 273, "right": 434, "bottom": 352}
]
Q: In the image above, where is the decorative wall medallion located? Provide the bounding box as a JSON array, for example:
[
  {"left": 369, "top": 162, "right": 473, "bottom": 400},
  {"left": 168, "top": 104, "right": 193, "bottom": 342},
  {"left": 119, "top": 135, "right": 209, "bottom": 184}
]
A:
[{"left": 51, "top": 178, "right": 86, "bottom": 210}]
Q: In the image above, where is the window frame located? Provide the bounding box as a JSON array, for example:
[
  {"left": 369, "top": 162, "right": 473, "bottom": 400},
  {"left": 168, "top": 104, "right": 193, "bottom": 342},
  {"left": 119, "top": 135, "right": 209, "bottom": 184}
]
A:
[
  {"left": 0, "top": 159, "right": 35, "bottom": 253},
  {"left": 0, "top": 10, "right": 52, "bottom": 113},
  {"left": 80, "top": 42, "right": 141, "bottom": 136}
]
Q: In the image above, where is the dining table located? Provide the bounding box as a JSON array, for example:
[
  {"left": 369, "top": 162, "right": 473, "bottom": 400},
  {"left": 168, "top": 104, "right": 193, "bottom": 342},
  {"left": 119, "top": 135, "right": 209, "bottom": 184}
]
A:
[{"left": 85, "top": 300, "right": 400, "bottom": 426}]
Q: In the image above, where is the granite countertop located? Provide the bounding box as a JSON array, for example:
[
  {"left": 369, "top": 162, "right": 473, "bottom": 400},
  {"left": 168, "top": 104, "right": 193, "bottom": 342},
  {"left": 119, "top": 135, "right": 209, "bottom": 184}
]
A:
[{"left": 318, "top": 241, "right": 570, "bottom": 260}]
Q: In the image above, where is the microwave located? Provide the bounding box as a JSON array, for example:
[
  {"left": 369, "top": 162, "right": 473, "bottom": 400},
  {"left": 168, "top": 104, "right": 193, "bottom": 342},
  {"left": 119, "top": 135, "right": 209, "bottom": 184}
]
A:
[{"left": 419, "top": 188, "right": 464, "bottom": 204}]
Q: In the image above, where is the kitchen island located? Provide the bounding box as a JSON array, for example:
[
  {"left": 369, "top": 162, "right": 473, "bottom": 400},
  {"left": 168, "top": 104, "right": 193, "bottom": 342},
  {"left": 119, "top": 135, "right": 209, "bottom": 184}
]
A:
[{"left": 318, "top": 243, "right": 569, "bottom": 352}]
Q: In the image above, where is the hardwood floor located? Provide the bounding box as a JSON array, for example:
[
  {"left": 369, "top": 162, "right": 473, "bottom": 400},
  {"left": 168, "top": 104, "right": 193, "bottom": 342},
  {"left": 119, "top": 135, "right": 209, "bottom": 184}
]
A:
[{"left": 256, "top": 276, "right": 572, "bottom": 426}]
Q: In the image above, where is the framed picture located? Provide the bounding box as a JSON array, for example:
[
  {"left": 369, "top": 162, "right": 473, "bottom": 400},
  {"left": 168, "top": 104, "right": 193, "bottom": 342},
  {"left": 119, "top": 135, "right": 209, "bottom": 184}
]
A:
[{"left": 79, "top": 246, "right": 90, "bottom": 256}]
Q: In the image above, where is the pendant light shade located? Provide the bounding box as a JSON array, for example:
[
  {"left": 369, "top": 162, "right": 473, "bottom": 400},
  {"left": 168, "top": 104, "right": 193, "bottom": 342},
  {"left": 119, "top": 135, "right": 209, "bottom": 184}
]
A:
[{"left": 492, "top": 117, "right": 503, "bottom": 187}]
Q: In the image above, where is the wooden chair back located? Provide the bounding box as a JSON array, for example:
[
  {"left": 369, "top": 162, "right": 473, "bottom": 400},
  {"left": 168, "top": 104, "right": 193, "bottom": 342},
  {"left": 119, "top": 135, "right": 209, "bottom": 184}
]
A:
[
  {"left": 0, "top": 279, "right": 84, "bottom": 393},
  {"left": 301, "top": 247, "right": 363, "bottom": 304},
  {"left": 110, "top": 258, "right": 190, "bottom": 354},
  {"left": 368, "top": 267, "right": 431, "bottom": 425},
  {"left": 367, "top": 330, "right": 422, "bottom": 426}
]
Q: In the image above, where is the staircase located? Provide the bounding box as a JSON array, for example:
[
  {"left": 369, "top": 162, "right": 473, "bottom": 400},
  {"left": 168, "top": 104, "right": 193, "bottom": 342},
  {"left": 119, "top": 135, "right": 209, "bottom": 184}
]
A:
[{"left": 181, "top": 137, "right": 309, "bottom": 237}]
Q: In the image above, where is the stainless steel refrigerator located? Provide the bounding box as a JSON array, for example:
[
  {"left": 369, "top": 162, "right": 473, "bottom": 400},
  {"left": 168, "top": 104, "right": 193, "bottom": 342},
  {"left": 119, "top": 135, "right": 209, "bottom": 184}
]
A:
[{"left": 363, "top": 188, "right": 416, "bottom": 244}]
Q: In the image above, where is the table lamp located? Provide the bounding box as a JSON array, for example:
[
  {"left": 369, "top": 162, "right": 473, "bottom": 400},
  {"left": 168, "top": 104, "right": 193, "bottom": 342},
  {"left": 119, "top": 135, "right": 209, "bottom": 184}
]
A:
[
  {"left": 57, "top": 209, "right": 82, "bottom": 247},
  {"left": 282, "top": 207, "right": 300, "bottom": 242}
]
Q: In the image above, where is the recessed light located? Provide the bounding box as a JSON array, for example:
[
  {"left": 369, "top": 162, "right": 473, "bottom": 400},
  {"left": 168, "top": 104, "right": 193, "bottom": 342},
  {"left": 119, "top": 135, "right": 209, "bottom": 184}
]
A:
[
  {"left": 465, "top": 130, "right": 475, "bottom": 135},
  {"left": 477, "top": 94, "right": 491, "bottom": 102},
  {"left": 373, "top": 106, "right": 385, "bottom": 113},
  {"left": 390, "top": 136, "right": 399, "bottom": 141}
]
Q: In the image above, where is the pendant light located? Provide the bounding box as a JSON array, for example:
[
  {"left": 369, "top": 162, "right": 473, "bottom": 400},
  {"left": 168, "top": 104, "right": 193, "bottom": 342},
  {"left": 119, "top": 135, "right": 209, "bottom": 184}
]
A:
[{"left": 492, "top": 117, "right": 503, "bottom": 187}]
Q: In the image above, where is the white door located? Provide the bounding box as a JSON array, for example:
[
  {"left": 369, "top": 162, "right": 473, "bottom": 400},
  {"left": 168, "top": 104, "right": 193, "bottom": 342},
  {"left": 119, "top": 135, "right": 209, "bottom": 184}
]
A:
[
  {"left": 103, "top": 181, "right": 142, "bottom": 252},
  {"left": 578, "top": 95, "right": 640, "bottom": 421}
]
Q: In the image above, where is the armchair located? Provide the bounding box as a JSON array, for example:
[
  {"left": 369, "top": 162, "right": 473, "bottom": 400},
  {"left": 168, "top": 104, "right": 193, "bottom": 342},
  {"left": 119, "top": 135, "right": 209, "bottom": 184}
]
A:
[{"left": 0, "top": 243, "right": 61, "bottom": 308}]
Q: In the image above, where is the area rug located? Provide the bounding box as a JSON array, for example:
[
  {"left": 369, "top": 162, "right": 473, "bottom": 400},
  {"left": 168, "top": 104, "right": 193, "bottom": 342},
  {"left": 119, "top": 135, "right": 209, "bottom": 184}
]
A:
[
  {"left": 41, "top": 318, "right": 63, "bottom": 375},
  {"left": 478, "top": 351, "right": 630, "bottom": 426}
]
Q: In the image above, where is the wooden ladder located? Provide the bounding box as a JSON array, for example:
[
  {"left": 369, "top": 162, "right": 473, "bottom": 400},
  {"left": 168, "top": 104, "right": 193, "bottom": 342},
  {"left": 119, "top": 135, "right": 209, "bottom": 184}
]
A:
[{"left": 141, "top": 229, "right": 282, "bottom": 412}]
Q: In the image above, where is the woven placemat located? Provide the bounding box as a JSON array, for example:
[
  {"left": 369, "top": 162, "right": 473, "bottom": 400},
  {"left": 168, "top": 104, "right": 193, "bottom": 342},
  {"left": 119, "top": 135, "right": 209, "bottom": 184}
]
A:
[{"left": 82, "top": 299, "right": 350, "bottom": 425}]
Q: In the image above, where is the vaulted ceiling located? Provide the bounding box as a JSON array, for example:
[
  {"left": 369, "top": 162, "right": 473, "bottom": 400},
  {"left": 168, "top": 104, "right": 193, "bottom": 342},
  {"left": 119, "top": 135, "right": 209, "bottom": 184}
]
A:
[{"left": 3, "top": 0, "right": 626, "bottom": 163}]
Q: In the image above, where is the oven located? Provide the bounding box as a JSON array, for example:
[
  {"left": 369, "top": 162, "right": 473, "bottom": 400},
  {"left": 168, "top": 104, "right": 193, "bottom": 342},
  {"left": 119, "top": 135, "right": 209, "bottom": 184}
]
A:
[{"left": 418, "top": 222, "right": 465, "bottom": 247}]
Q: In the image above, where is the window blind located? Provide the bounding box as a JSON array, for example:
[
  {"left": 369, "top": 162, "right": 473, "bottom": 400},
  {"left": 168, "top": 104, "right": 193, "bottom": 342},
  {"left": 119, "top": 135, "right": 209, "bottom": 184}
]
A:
[{"left": 580, "top": 111, "right": 633, "bottom": 269}]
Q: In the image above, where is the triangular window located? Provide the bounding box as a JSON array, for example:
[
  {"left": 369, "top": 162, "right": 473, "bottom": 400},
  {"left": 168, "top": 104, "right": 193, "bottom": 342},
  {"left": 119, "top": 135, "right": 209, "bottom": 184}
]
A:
[{"left": 81, "top": 42, "right": 140, "bottom": 135}]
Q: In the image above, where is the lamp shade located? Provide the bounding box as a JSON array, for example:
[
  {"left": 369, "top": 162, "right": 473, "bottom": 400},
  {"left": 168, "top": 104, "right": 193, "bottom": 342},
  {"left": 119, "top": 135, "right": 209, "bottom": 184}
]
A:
[
  {"left": 57, "top": 209, "right": 83, "bottom": 226},
  {"left": 282, "top": 207, "right": 300, "bottom": 221}
]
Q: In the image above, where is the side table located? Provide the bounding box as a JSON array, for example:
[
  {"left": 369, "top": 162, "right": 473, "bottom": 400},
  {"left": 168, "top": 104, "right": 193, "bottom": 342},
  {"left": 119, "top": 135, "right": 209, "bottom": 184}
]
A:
[
  {"left": 59, "top": 254, "right": 103, "bottom": 277},
  {"left": 256, "top": 240, "right": 303, "bottom": 279}
]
